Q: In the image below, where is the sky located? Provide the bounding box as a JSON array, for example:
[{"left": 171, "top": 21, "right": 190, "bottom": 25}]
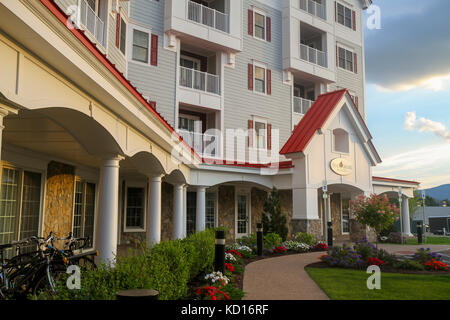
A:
[{"left": 364, "top": 0, "right": 450, "bottom": 189}]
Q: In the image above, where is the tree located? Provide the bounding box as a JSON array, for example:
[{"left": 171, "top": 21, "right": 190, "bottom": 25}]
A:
[
  {"left": 350, "top": 194, "right": 400, "bottom": 248},
  {"left": 262, "top": 187, "right": 288, "bottom": 241}
]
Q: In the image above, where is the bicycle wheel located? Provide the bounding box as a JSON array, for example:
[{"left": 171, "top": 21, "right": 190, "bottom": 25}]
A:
[{"left": 32, "top": 264, "right": 66, "bottom": 298}]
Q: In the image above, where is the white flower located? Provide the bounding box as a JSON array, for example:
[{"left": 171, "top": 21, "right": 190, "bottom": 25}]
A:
[
  {"left": 225, "top": 253, "right": 236, "bottom": 261},
  {"left": 204, "top": 271, "right": 230, "bottom": 285},
  {"left": 237, "top": 245, "right": 252, "bottom": 252}
]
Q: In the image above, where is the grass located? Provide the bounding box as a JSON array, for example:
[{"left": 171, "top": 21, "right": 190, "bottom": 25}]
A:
[
  {"left": 305, "top": 267, "right": 450, "bottom": 300},
  {"left": 405, "top": 236, "right": 450, "bottom": 245}
]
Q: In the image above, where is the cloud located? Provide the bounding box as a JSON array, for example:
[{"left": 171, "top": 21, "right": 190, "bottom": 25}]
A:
[
  {"left": 373, "top": 143, "right": 450, "bottom": 188},
  {"left": 365, "top": 0, "right": 450, "bottom": 91},
  {"left": 404, "top": 112, "right": 450, "bottom": 142}
]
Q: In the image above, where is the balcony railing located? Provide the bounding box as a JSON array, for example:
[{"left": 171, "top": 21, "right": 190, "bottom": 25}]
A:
[
  {"left": 187, "top": 0, "right": 230, "bottom": 33},
  {"left": 293, "top": 96, "right": 314, "bottom": 114},
  {"left": 300, "top": 44, "right": 327, "bottom": 67},
  {"left": 299, "top": 0, "right": 326, "bottom": 20},
  {"left": 177, "top": 129, "right": 220, "bottom": 158},
  {"left": 179, "top": 66, "right": 221, "bottom": 95},
  {"left": 79, "top": 0, "right": 105, "bottom": 47}
]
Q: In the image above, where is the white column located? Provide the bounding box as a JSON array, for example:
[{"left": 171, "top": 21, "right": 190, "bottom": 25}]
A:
[
  {"left": 196, "top": 186, "right": 206, "bottom": 232},
  {"left": 96, "top": 156, "right": 122, "bottom": 264},
  {"left": 173, "top": 184, "right": 184, "bottom": 240},
  {"left": 0, "top": 107, "right": 14, "bottom": 161},
  {"left": 402, "top": 196, "right": 412, "bottom": 236},
  {"left": 183, "top": 186, "right": 188, "bottom": 238},
  {"left": 148, "top": 175, "right": 163, "bottom": 245}
]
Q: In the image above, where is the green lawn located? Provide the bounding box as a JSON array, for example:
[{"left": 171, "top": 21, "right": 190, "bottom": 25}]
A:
[
  {"left": 406, "top": 236, "right": 450, "bottom": 245},
  {"left": 305, "top": 267, "right": 450, "bottom": 300}
]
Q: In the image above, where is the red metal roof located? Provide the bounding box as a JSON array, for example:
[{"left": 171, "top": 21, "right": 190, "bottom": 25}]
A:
[
  {"left": 280, "top": 89, "right": 347, "bottom": 155},
  {"left": 280, "top": 89, "right": 381, "bottom": 163},
  {"left": 372, "top": 176, "right": 420, "bottom": 185}
]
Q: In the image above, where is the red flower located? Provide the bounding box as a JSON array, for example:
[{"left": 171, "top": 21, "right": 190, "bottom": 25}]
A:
[
  {"left": 366, "top": 257, "right": 384, "bottom": 266},
  {"left": 225, "top": 263, "right": 235, "bottom": 272}
]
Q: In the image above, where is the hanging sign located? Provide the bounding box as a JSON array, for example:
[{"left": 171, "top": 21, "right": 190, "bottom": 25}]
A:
[{"left": 330, "top": 158, "right": 352, "bottom": 176}]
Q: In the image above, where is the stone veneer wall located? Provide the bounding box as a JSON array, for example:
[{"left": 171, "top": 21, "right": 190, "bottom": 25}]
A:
[
  {"left": 44, "top": 161, "right": 75, "bottom": 237},
  {"left": 290, "top": 219, "right": 323, "bottom": 240},
  {"left": 218, "top": 185, "right": 235, "bottom": 241},
  {"left": 250, "top": 188, "right": 267, "bottom": 234},
  {"left": 350, "top": 219, "right": 377, "bottom": 242},
  {"left": 279, "top": 189, "right": 293, "bottom": 239}
]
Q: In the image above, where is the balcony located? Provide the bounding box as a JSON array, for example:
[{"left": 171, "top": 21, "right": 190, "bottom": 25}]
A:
[
  {"left": 164, "top": 0, "right": 242, "bottom": 52},
  {"left": 179, "top": 66, "right": 220, "bottom": 95},
  {"left": 187, "top": 1, "right": 229, "bottom": 33},
  {"left": 298, "top": 0, "right": 326, "bottom": 20},
  {"left": 78, "top": 0, "right": 106, "bottom": 47},
  {"left": 300, "top": 44, "right": 327, "bottom": 68},
  {"left": 293, "top": 96, "right": 314, "bottom": 115},
  {"left": 177, "top": 129, "right": 220, "bottom": 158}
]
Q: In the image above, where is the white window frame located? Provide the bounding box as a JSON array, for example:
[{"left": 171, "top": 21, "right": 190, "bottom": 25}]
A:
[
  {"left": 235, "top": 188, "right": 251, "bottom": 239},
  {"left": 205, "top": 190, "right": 218, "bottom": 229},
  {"left": 180, "top": 55, "right": 202, "bottom": 71},
  {"left": 336, "top": 2, "right": 353, "bottom": 30},
  {"left": 128, "top": 23, "right": 152, "bottom": 66},
  {"left": 71, "top": 177, "right": 98, "bottom": 250},
  {"left": 252, "top": 116, "right": 268, "bottom": 151},
  {"left": 117, "top": 8, "right": 129, "bottom": 58},
  {"left": 123, "top": 181, "right": 147, "bottom": 233},
  {"left": 253, "top": 8, "right": 267, "bottom": 42},
  {"left": 0, "top": 162, "right": 45, "bottom": 244},
  {"left": 337, "top": 45, "right": 355, "bottom": 74},
  {"left": 253, "top": 61, "right": 267, "bottom": 95},
  {"left": 341, "top": 197, "right": 350, "bottom": 235}
]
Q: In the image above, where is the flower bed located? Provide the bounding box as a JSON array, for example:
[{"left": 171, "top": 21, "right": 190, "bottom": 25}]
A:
[{"left": 319, "top": 238, "right": 449, "bottom": 273}]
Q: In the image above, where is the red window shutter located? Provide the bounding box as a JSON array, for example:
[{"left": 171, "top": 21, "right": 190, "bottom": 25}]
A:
[
  {"left": 354, "top": 53, "right": 357, "bottom": 73},
  {"left": 151, "top": 34, "right": 158, "bottom": 66},
  {"left": 116, "top": 13, "right": 121, "bottom": 48},
  {"left": 335, "top": 2, "right": 337, "bottom": 22},
  {"left": 248, "top": 64, "right": 253, "bottom": 91},
  {"left": 267, "top": 123, "right": 272, "bottom": 150},
  {"left": 248, "top": 9, "right": 253, "bottom": 36},
  {"left": 355, "top": 96, "right": 359, "bottom": 108},
  {"left": 248, "top": 120, "right": 254, "bottom": 147},
  {"left": 336, "top": 45, "right": 338, "bottom": 67},
  {"left": 352, "top": 11, "right": 356, "bottom": 31},
  {"left": 266, "top": 17, "right": 271, "bottom": 42},
  {"left": 267, "top": 69, "right": 271, "bottom": 95}
]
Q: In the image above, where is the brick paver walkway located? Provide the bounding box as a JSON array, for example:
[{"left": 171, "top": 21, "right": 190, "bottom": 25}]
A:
[{"left": 243, "top": 252, "right": 329, "bottom": 300}]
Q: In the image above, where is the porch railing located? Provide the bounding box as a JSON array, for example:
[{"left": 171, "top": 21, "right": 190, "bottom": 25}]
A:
[
  {"left": 179, "top": 66, "right": 221, "bottom": 95},
  {"left": 300, "top": 44, "right": 327, "bottom": 68},
  {"left": 299, "top": 0, "right": 326, "bottom": 20},
  {"left": 187, "top": 0, "right": 230, "bottom": 33},
  {"left": 79, "top": 0, "right": 105, "bottom": 47},
  {"left": 177, "top": 129, "right": 220, "bottom": 158},
  {"left": 293, "top": 96, "right": 314, "bottom": 114}
]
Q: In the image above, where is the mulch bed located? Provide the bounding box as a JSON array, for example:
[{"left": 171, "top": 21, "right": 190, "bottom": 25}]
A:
[{"left": 306, "top": 261, "right": 450, "bottom": 275}]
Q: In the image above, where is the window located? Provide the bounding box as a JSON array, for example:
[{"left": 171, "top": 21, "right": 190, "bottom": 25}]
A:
[
  {"left": 333, "top": 128, "right": 349, "bottom": 154},
  {"left": 205, "top": 192, "right": 216, "bottom": 229},
  {"left": 342, "top": 199, "right": 350, "bottom": 234},
  {"left": 132, "top": 29, "right": 149, "bottom": 63},
  {"left": 180, "top": 56, "right": 201, "bottom": 70},
  {"left": 119, "top": 17, "right": 127, "bottom": 55},
  {"left": 255, "top": 120, "right": 267, "bottom": 149},
  {"left": 338, "top": 47, "right": 354, "bottom": 72},
  {"left": 186, "top": 192, "right": 196, "bottom": 236},
  {"left": 125, "top": 186, "right": 145, "bottom": 231},
  {"left": 72, "top": 181, "right": 96, "bottom": 248},
  {"left": 254, "top": 66, "right": 266, "bottom": 93},
  {"left": 337, "top": 3, "right": 353, "bottom": 29},
  {"left": 254, "top": 12, "right": 265, "bottom": 40},
  {"left": 0, "top": 167, "right": 42, "bottom": 256}
]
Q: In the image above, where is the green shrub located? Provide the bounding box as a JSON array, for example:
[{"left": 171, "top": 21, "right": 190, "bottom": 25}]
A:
[
  {"left": 293, "top": 232, "right": 316, "bottom": 245},
  {"left": 38, "top": 229, "right": 216, "bottom": 300},
  {"left": 393, "top": 259, "right": 425, "bottom": 271},
  {"left": 262, "top": 188, "right": 288, "bottom": 241},
  {"left": 353, "top": 239, "right": 376, "bottom": 260},
  {"left": 376, "top": 249, "right": 398, "bottom": 266},
  {"left": 238, "top": 234, "right": 257, "bottom": 249},
  {"left": 263, "top": 233, "right": 282, "bottom": 248}
]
